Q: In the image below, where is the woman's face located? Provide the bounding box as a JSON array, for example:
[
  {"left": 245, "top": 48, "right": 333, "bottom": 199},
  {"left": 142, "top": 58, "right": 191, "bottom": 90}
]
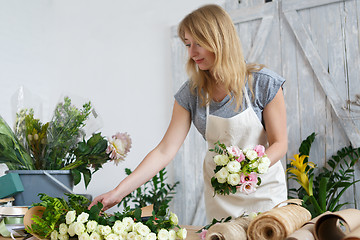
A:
[{"left": 184, "top": 31, "right": 215, "bottom": 71}]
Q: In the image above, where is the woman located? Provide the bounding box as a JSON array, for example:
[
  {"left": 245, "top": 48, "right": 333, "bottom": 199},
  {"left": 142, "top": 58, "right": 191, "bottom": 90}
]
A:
[{"left": 90, "top": 4, "right": 288, "bottom": 221}]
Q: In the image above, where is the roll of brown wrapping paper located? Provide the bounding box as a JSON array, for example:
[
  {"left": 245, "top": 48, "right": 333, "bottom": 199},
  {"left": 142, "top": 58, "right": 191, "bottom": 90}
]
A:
[
  {"left": 205, "top": 217, "right": 250, "bottom": 240},
  {"left": 285, "top": 212, "right": 331, "bottom": 240},
  {"left": 314, "top": 209, "right": 360, "bottom": 240},
  {"left": 247, "top": 202, "right": 311, "bottom": 240}
]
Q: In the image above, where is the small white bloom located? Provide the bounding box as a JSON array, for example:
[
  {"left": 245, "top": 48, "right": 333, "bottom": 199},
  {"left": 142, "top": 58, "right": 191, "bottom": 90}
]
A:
[
  {"left": 215, "top": 167, "right": 229, "bottom": 180},
  {"left": 66, "top": 210, "right": 76, "bottom": 224},
  {"left": 176, "top": 228, "right": 187, "bottom": 239},
  {"left": 77, "top": 212, "right": 90, "bottom": 224},
  {"left": 226, "top": 161, "right": 241, "bottom": 173},
  {"left": 214, "top": 154, "right": 230, "bottom": 166},
  {"left": 168, "top": 229, "right": 176, "bottom": 240},
  {"left": 87, "top": 220, "right": 98, "bottom": 233},
  {"left": 58, "top": 234, "right": 69, "bottom": 240},
  {"left": 50, "top": 230, "right": 59, "bottom": 240},
  {"left": 260, "top": 156, "right": 271, "bottom": 166},
  {"left": 227, "top": 173, "right": 241, "bottom": 186},
  {"left": 248, "top": 212, "right": 258, "bottom": 220},
  {"left": 246, "top": 150, "right": 258, "bottom": 161},
  {"left": 157, "top": 229, "right": 169, "bottom": 240},
  {"left": 74, "top": 222, "right": 86, "bottom": 236},
  {"left": 126, "top": 231, "right": 137, "bottom": 240},
  {"left": 113, "top": 220, "right": 126, "bottom": 235},
  {"left": 105, "top": 233, "right": 119, "bottom": 240},
  {"left": 122, "top": 217, "right": 134, "bottom": 232},
  {"left": 89, "top": 232, "right": 101, "bottom": 240},
  {"left": 79, "top": 232, "right": 91, "bottom": 240},
  {"left": 145, "top": 233, "right": 156, "bottom": 240},
  {"left": 169, "top": 212, "right": 178, "bottom": 225},
  {"left": 137, "top": 224, "right": 151, "bottom": 237},
  {"left": 132, "top": 222, "right": 143, "bottom": 233},
  {"left": 59, "top": 223, "right": 68, "bottom": 235},
  {"left": 68, "top": 222, "right": 76, "bottom": 237},
  {"left": 217, "top": 176, "right": 227, "bottom": 183},
  {"left": 258, "top": 162, "right": 269, "bottom": 174},
  {"left": 249, "top": 161, "right": 259, "bottom": 169},
  {"left": 99, "top": 225, "right": 112, "bottom": 236}
]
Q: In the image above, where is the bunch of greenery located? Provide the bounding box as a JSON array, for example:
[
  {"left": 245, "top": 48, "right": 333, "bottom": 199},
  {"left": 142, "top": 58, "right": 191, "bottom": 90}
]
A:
[
  {"left": 0, "top": 96, "right": 116, "bottom": 188},
  {"left": 119, "top": 168, "right": 179, "bottom": 213},
  {"left": 287, "top": 132, "right": 360, "bottom": 217}
]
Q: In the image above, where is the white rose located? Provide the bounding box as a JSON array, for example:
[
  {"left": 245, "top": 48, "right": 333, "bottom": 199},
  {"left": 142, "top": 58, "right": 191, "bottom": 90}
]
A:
[
  {"left": 99, "top": 225, "right": 112, "bottom": 236},
  {"left": 118, "top": 232, "right": 127, "bottom": 240},
  {"left": 246, "top": 150, "right": 258, "bottom": 160},
  {"left": 59, "top": 234, "right": 69, "bottom": 240},
  {"left": 87, "top": 220, "right": 98, "bottom": 233},
  {"left": 122, "top": 217, "right": 134, "bottom": 232},
  {"left": 249, "top": 161, "right": 259, "bottom": 169},
  {"left": 68, "top": 222, "right": 76, "bottom": 237},
  {"left": 51, "top": 230, "right": 59, "bottom": 240},
  {"left": 112, "top": 220, "right": 126, "bottom": 235},
  {"left": 74, "top": 222, "right": 86, "bottom": 236},
  {"left": 157, "top": 229, "right": 169, "bottom": 240},
  {"left": 126, "top": 232, "right": 137, "bottom": 240},
  {"left": 89, "top": 232, "right": 101, "bottom": 240},
  {"left": 217, "top": 176, "right": 227, "bottom": 183},
  {"left": 226, "top": 161, "right": 241, "bottom": 173},
  {"left": 105, "top": 233, "right": 119, "bottom": 240},
  {"left": 215, "top": 167, "right": 229, "bottom": 180},
  {"left": 77, "top": 212, "right": 89, "bottom": 224},
  {"left": 213, "top": 155, "right": 230, "bottom": 166},
  {"left": 66, "top": 210, "right": 76, "bottom": 224},
  {"left": 176, "top": 228, "right": 187, "bottom": 239},
  {"left": 169, "top": 212, "right": 178, "bottom": 225},
  {"left": 79, "top": 232, "right": 91, "bottom": 240},
  {"left": 248, "top": 212, "right": 258, "bottom": 220},
  {"left": 260, "top": 156, "right": 271, "bottom": 166},
  {"left": 168, "top": 229, "right": 176, "bottom": 240},
  {"left": 258, "top": 162, "right": 269, "bottom": 174},
  {"left": 227, "top": 173, "right": 241, "bottom": 186},
  {"left": 134, "top": 235, "right": 143, "bottom": 240},
  {"left": 145, "top": 233, "right": 156, "bottom": 240},
  {"left": 59, "top": 223, "right": 68, "bottom": 235},
  {"left": 132, "top": 222, "right": 143, "bottom": 233},
  {"left": 137, "top": 224, "right": 150, "bottom": 237}
]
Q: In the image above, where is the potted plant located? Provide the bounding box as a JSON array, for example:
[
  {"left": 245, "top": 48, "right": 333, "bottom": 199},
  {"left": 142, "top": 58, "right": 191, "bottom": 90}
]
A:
[{"left": 0, "top": 96, "right": 131, "bottom": 206}]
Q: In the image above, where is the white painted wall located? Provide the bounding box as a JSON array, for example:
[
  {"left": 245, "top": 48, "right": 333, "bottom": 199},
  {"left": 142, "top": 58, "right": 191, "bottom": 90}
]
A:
[{"left": 0, "top": 0, "right": 224, "bottom": 212}]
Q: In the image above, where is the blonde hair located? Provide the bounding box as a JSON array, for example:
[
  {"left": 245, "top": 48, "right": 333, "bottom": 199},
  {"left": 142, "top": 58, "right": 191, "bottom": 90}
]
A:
[{"left": 178, "top": 4, "right": 263, "bottom": 109}]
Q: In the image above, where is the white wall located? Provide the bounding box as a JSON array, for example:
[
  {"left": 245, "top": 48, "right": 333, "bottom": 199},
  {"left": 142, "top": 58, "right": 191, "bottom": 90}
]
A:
[{"left": 0, "top": 0, "right": 224, "bottom": 212}]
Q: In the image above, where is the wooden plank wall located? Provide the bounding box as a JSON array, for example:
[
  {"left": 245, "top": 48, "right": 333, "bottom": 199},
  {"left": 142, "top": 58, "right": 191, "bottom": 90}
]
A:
[{"left": 170, "top": 0, "right": 360, "bottom": 225}]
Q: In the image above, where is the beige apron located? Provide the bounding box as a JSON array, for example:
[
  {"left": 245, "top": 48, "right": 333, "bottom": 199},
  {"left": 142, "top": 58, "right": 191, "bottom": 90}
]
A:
[{"left": 203, "top": 88, "right": 287, "bottom": 221}]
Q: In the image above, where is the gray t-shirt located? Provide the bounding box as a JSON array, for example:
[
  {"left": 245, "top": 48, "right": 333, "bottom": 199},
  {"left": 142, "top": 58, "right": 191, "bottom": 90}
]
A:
[{"left": 174, "top": 68, "right": 285, "bottom": 139}]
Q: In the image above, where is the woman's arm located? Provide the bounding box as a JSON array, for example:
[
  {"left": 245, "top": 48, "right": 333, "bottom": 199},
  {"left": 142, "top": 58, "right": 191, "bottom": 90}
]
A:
[
  {"left": 89, "top": 100, "right": 191, "bottom": 211},
  {"left": 262, "top": 87, "right": 288, "bottom": 166}
]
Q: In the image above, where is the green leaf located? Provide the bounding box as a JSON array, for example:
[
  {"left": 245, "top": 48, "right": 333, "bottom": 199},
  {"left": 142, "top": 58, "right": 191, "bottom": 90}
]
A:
[
  {"left": 299, "top": 132, "right": 316, "bottom": 157},
  {"left": 318, "top": 177, "right": 328, "bottom": 211},
  {"left": 72, "top": 169, "right": 81, "bottom": 186}
]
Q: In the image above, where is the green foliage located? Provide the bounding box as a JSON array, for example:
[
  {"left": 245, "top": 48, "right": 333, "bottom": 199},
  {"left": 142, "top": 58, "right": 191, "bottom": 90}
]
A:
[
  {"left": 196, "top": 216, "right": 232, "bottom": 233},
  {"left": 118, "top": 168, "right": 179, "bottom": 213},
  {"left": 288, "top": 132, "right": 360, "bottom": 217}
]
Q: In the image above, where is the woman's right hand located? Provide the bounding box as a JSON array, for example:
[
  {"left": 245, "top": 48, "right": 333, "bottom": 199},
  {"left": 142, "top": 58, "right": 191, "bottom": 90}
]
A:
[{"left": 88, "top": 188, "right": 123, "bottom": 211}]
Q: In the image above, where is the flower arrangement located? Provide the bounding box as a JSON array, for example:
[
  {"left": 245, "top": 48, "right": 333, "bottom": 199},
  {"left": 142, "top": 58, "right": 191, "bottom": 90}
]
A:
[
  {"left": 210, "top": 141, "right": 270, "bottom": 195},
  {"left": 287, "top": 132, "right": 360, "bottom": 218},
  {"left": 0, "top": 96, "right": 131, "bottom": 188},
  {"left": 26, "top": 193, "right": 187, "bottom": 240}
]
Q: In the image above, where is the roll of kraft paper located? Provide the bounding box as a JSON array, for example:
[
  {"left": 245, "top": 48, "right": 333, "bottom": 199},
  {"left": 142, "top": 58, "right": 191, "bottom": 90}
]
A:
[
  {"left": 205, "top": 217, "right": 250, "bottom": 240},
  {"left": 247, "top": 199, "right": 311, "bottom": 240},
  {"left": 285, "top": 212, "right": 331, "bottom": 240},
  {"left": 314, "top": 209, "right": 360, "bottom": 240}
]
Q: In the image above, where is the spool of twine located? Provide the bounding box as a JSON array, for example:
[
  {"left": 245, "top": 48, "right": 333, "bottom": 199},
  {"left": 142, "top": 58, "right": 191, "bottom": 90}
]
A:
[
  {"left": 247, "top": 204, "right": 311, "bottom": 240},
  {"left": 205, "top": 217, "right": 250, "bottom": 240}
]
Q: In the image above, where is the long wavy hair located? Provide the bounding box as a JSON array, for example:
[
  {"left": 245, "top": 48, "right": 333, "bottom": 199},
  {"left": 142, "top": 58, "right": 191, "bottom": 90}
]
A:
[{"left": 178, "top": 4, "right": 263, "bottom": 109}]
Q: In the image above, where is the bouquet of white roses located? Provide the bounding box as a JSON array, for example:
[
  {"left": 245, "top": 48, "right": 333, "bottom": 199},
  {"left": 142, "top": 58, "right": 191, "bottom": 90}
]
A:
[{"left": 210, "top": 141, "right": 271, "bottom": 195}]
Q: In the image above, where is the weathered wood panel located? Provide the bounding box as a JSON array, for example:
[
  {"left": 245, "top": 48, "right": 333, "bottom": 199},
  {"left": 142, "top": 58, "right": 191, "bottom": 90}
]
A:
[{"left": 170, "top": 0, "right": 360, "bottom": 225}]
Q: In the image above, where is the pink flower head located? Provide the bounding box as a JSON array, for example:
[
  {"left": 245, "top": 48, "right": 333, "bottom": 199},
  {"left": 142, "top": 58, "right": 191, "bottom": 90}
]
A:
[
  {"left": 227, "top": 146, "right": 245, "bottom": 162},
  {"left": 199, "top": 229, "right": 207, "bottom": 240},
  {"left": 238, "top": 181, "right": 257, "bottom": 194},
  {"left": 253, "top": 145, "right": 265, "bottom": 157},
  {"left": 106, "top": 132, "right": 132, "bottom": 165},
  {"left": 240, "top": 172, "right": 258, "bottom": 185}
]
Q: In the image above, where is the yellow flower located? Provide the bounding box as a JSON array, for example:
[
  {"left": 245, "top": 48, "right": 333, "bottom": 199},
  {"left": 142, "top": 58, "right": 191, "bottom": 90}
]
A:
[{"left": 287, "top": 154, "right": 316, "bottom": 195}]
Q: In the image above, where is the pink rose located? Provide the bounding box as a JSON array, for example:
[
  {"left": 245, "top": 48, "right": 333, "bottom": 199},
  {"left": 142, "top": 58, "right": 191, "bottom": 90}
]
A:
[
  {"left": 240, "top": 172, "right": 258, "bottom": 184},
  {"left": 227, "top": 146, "right": 245, "bottom": 162},
  {"left": 254, "top": 145, "right": 265, "bottom": 157},
  {"left": 199, "top": 229, "right": 207, "bottom": 240},
  {"left": 238, "top": 182, "right": 257, "bottom": 194}
]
